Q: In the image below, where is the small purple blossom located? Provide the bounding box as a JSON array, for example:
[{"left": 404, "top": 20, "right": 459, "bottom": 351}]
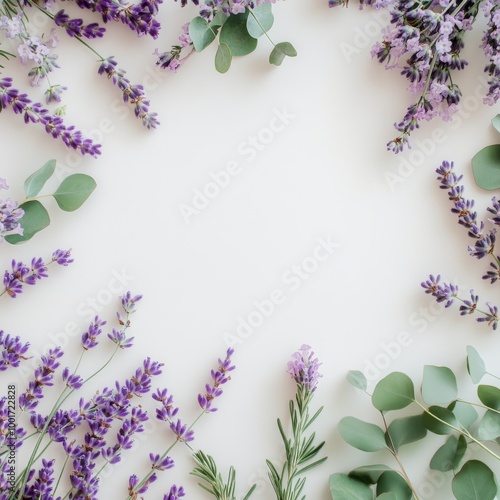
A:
[
  {"left": 153, "top": 388, "right": 179, "bottom": 422},
  {"left": 81, "top": 316, "right": 107, "bottom": 350},
  {"left": 150, "top": 453, "right": 174, "bottom": 470},
  {"left": 164, "top": 485, "right": 185, "bottom": 499},
  {"left": 169, "top": 418, "right": 194, "bottom": 443},
  {"left": 0, "top": 330, "right": 30, "bottom": 371},
  {"left": 62, "top": 367, "right": 84, "bottom": 389},
  {"left": 287, "top": 344, "right": 322, "bottom": 394}
]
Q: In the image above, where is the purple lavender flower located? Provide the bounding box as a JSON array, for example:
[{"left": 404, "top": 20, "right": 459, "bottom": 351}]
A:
[
  {"left": 459, "top": 290, "right": 478, "bottom": 316},
  {"left": 421, "top": 274, "right": 458, "bottom": 307},
  {"left": 128, "top": 472, "right": 158, "bottom": 496},
  {"left": 108, "top": 328, "right": 135, "bottom": 348},
  {"left": 287, "top": 344, "right": 322, "bottom": 394},
  {"left": 52, "top": 248, "right": 73, "bottom": 265},
  {"left": 153, "top": 388, "right": 179, "bottom": 422},
  {"left": 21, "top": 458, "right": 60, "bottom": 499},
  {"left": 54, "top": 10, "right": 106, "bottom": 39},
  {"left": 169, "top": 418, "right": 194, "bottom": 443},
  {"left": 81, "top": 316, "right": 107, "bottom": 350},
  {"left": 198, "top": 347, "right": 235, "bottom": 413},
  {"left": 150, "top": 453, "right": 175, "bottom": 471},
  {"left": 97, "top": 56, "right": 159, "bottom": 128},
  {"left": 0, "top": 194, "right": 24, "bottom": 241},
  {"left": 164, "top": 485, "right": 185, "bottom": 499},
  {"left": 477, "top": 302, "right": 499, "bottom": 330},
  {"left": 0, "top": 330, "right": 30, "bottom": 371},
  {"left": 19, "top": 347, "right": 64, "bottom": 411},
  {"left": 62, "top": 367, "right": 84, "bottom": 389},
  {"left": 0, "top": 78, "right": 101, "bottom": 156},
  {"left": 69, "top": 451, "right": 99, "bottom": 499}
]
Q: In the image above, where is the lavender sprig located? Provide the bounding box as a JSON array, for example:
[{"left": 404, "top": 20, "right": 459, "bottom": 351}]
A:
[
  {"left": 128, "top": 348, "right": 235, "bottom": 498},
  {"left": 266, "top": 345, "right": 326, "bottom": 500},
  {"left": 0, "top": 248, "right": 73, "bottom": 300}
]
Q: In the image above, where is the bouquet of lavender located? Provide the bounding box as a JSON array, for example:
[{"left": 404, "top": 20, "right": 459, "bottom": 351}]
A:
[{"left": 329, "top": 0, "right": 499, "bottom": 152}]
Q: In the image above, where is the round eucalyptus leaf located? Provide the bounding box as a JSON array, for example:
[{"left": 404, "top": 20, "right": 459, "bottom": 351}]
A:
[
  {"left": 376, "top": 471, "right": 412, "bottom": 500},
  {"left": 329, "top": 473, "right": 373, "bottom": 500},
  {"left": 466, "top": 346, "right": 486, "bottom": 383},
  {"left": 53, "top": 174, "right": 96, "bottom": 212},
  {"left": 422, "top": 406, "right": 458, "bottom": 435},
  {"left": 372, "top": 372, "right": 415, "bottom": 412},
  {"left": 430, "top": 435, "right": 467, "bottom": 472},
  {"left": 219, "top": 12, "right": 257, "bottom": 57},
  {"left": 451, "top": 401, "right": 478, "bottom": 429},
  {"left": 349, "top": 464, "right": 392, "bottom": 484},
  {"left": 338, "top": 416, "right": 387, "bottom": 452},
  {"left": 189, "top": 16, "right": 217, "bottom": 52},
  {"left": 477, "top": 385, "right": 500, "bottom": 411},
  {"left": 451, "top": 461, "right": 497, "bottom": 500},
  {"left": 347, "top": 370, "right": 367, "bottom": 391},
  {"left": 24, "top": 159, "right": 56, "bottom": 198},
  {"left": 477, "top": 410, "right": 500, "bottom": 440},
  {"left": 386, "top": 414, "right": 427, "bottom": 451},
  {"left": 269, "top": 42, "right": 297, "bottom": 66},
  {"left": 492, "top": 114, "right": 500, "bottom": 134},
  {"left": 421, "top": 365, "right": 458, "bottom": 405},
  {"left": 215, "top": 42, "right": 232, "bottom": 73},
  {"left": 246, "top": 4, "right": 274, "bottom": 38},
  {"left": 471, "top": 144, "right": 500, "bottom": 190},
  {"left": 4, "top": 200, "right": 50, "bottom": 244}
]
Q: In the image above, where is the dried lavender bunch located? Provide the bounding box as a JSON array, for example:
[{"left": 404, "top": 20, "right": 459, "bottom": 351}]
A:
[
  {"left": 0, "top": 292, "right": 165, "bottom": 500},
  {"left": 0, "top": 0, "right": 160, "bottom": 155},
  {"left": 422, "top": 160, "right": 500, "bottom": 329},
  {"left": 329, "top": 0, "right": 499, "bottom": 153}
]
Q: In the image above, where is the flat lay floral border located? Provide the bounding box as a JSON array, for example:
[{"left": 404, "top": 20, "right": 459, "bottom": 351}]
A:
[{"left": 1, "top": 0, "right": 500, "bottom": 499}]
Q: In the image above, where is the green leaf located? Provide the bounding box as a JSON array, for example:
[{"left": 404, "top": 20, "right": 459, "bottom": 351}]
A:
[
  {"left": 451, "top": 460, "right": 497, "bottom": 500},
  {"left": 422, "top": 406, "right": 458, "bottom": 435},
  {"left": 338, "top": 416, "right": 387, "bottom": 452},
  {"left": 466, "top": 346, "right": 486, "bottom": 383},
  {"left": 347, "top": 370, "right": 367, "bottom": 391},
  {"left": 329, "top": 473, "right": 373, "bottom": 500},
  {"left": 471, "top": 144, "right": 500, "bottom": 190},
  {"left": 477, "top": 410, "right": 500, "bottom": 440},
  {"left": 215, "top": 42, "right": 232, "bottom": 73},
  {"left": 478, "top": 385, "right": 500, "bottom": 410},
  {"left": 4, "top": 200, "right": 50, "bottom": 244},
  {"left": 246, "top": 4, "right": 274, "bottom": 38},
  {"left": 430, "top": 435, "right": 467, "bottom": 472},
  {"left": 269, "top": 42, "right": 297, "bottom": 66},
  {"left": 450, "top": 401, "right": 478, "bottom": 429},
  {"left": 492, "top": 114, "right": 500, "bottom": 134},
  {"left": 349, "top": 465, "right": 392, "bottom": 484},
  {"left": 189, "top": 16, "right": 217, "bottom": 52},
  {"left": 421, "top": 365, "right": 458, "bottom": 405},
  {"left": 24, "top": 159, "right": 56, "bottom": 198},
  {"left": 376, "top": 471, "right": 412, "bottom": 500},
  {"left": 372, "top": 372, "right": 415, "bottom": 412},
  {"left": 210, "top": 10, "right": 228, "bottom": 28},
  {"left": 219, "top": 12, "right": 257, "bottom": 57},
  {"left": 53, "top": 174, "right": 96, "bottom": 212},
  {"left": 386, "top": 415, "right": 427, "bottom": 451},
  {"left": 376, "top": 494, "right": 398, "bottom": 500}
]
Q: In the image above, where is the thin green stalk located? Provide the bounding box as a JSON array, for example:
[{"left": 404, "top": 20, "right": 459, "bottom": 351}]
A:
[{"left": 414, "top": 401, "right": 500, "bottom": 461}]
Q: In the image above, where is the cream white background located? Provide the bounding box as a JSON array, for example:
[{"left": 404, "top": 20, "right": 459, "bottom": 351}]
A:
[{"left": 1, "top": 0, "right": 500, "bottom": 498}]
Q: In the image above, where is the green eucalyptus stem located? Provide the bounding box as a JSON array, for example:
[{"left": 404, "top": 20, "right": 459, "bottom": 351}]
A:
[
  {"left": 456, "top": 398, "right": 500, "bottom": 415},
  {"left": 414, "top": 401, "right": 500, "bottom": 461},
  {"left": 381, "top": 412, "right": 420, "bottom": 500}
]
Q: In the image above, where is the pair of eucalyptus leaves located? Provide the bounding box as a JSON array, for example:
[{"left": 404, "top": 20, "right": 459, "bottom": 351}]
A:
[
  {"left": 189, "top": 4, "right": 297, "bottom": 73},
  {"left": 330, "top": 346, "right": 499, "bottom": 500},
  {"left": 5, "top": 160, "right": 95, "bottom": 244}
]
